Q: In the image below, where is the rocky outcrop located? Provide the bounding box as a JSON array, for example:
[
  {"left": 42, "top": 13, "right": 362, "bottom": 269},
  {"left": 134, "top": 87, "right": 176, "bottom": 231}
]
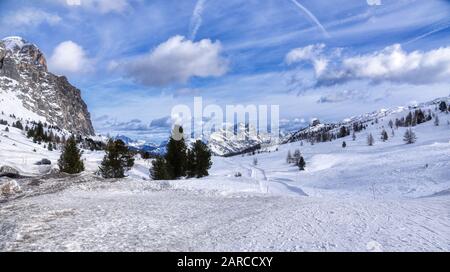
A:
[{"left": 0, "top": 37, "right": 94, "bottom": 135}]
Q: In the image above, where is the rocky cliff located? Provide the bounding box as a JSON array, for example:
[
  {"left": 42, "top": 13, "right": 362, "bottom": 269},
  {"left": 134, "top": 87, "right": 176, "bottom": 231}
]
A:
[{"left": 0, "top": 36, "right": 94, "bottom": 135}]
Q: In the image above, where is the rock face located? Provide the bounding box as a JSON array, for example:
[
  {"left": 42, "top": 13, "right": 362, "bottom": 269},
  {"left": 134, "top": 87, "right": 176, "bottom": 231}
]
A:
[
  {"left": 0, "top": 37, "right": 94, "bottom": 135},
  {"left": 207, "top": 123, "right": 274, "bottom": 156}
]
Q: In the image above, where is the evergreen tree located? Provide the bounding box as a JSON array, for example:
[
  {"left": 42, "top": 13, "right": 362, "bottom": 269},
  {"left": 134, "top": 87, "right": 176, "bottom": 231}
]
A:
[
  {"left": 186, "top": 140, "right": 212, "bottom": 178},
  {"left": 296, "top": 156, "right": 306, "bottom": 171},
  {"left": 367, "top": 133, "right": 374, "bottom": 146},
  {"left": 434, "top": 115, "right": 440, "bottom": 126},
  {"left": 405, "top": 112, "right": 413, "bottom": 127},
  {"left": 99, "top": 139, "right": 135, "bottom": 178},
  {"left": 32, "top": 122, "right": 45, "bottom": 143},
  {"left": 293, "top": 149, "right": 301, "bottom": 164},
  {"left": 381, "top": 129, "right": 389, "bottom": 142},
  {"left": 150, "top": 157, "right": 171, "bottom": 180},
  {"left": 165, "top": 126, "right": 187, "bottom": 179},
  {"left": 253, "top": 157, "right": 258, "bottom": 166},
  {"left": 58, "top": 137, "right": 84, "bottom": 174},
  {"left": 403, "top": 128, "right": 417, "bottom": 144},
  {"left": 186, "top": 149, "right": 196, "bottom": 178},
  {"left": 13, "top": 121, "right": 23, "bottom": 130},
  {"left": 439, "top": 101, "right": 448, "bottom": 112},
  {"left": 388, "top": 120, "right": 394, "bottom": 129}
]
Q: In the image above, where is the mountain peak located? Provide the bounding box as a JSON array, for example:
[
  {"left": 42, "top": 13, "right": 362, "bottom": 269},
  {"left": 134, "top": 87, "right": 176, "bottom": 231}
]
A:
[
  {"left": 2, "top": 36, "right": 31, "bottom": 52},
  {"left": 0, "top": 37, "right": 94, "bottom": 135}
]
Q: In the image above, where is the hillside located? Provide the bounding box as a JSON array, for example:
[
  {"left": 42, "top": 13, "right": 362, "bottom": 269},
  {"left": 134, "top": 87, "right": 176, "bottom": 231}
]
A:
[{"left": 0, "top": 97, "right": 449, "bottom": 251}]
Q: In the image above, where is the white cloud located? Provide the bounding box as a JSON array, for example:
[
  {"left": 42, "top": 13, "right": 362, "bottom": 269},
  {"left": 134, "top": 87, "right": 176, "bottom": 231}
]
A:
[
  {"left": 64, "top": 0, "right": 131, "bottom": 14},
  {"left": 49, "top": 41, "right": 92, "bottom": 74},
  {"left": 122, "top": 35, "right": 228, "bottom": 86},
  {"left": 287, "top": 43, "right": 450, "bottom": 87},
  {"left": 3, "top": 9, "right": 61, "bottom": 27},
  {"left": 285, "top": 44, "right": 328, "bottom": 76},
  {"left": 318, "top": 44, "right": 450, "bottom": 86}
]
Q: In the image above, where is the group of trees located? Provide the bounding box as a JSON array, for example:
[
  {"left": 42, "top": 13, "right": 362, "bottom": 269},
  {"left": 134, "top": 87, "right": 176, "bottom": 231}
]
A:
[
  {"left": 57, "top": 137, "right": 135, "bottom": 177},
  {"left": 43, "top": 126, "right": 213, "bottom": 180},
  {"left": 151, "top": 127, "right": 212, "bottom": 180},
  {"left": 286, "top": 149, "right": 306, "bottom": 171},
  {"left": 394, "top": 109, "right": 432, "bottom": 128}
]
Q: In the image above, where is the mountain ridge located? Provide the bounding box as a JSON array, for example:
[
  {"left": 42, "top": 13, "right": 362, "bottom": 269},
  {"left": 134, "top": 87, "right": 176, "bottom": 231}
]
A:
[{"left": 0, "top": 36, "right": 95, "bottom": 136}]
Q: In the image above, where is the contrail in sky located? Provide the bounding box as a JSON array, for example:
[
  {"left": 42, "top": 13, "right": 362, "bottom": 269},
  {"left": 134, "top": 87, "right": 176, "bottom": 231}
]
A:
[
  {"left": 403, "top": 22, "right": 450, "bottom": 45},
  {"left": 290, "top": 0, "right": 330, "bottom": 38},
  {"left": 189, "top": 0, "right": 207, "bottom": 40}
]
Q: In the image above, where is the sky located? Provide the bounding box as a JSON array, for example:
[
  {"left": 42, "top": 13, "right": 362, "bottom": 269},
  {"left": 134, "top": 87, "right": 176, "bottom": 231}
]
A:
[{"left": 1, "top": 0, "right": 450, "bottom": 143}]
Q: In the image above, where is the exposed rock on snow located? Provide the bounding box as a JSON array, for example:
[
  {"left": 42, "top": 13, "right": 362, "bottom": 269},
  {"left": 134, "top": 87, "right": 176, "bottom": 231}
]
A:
[
  {"left": 208, "top": 123, "right": 275, "bottom": 156},
  {"left": 0, "top": 37, "right": 94, "bottom": 135},
  {"left": 0, "top": 179, "right": 22, "bottom": 196},
  {"left": 0, "top": 166, "right": 20, "bottom": 178}
]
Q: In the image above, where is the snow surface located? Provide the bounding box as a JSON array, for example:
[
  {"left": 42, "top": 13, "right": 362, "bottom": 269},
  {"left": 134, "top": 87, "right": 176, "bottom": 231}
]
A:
[{"left": 0, "top": 101, "right": 449, "bottom": 251}]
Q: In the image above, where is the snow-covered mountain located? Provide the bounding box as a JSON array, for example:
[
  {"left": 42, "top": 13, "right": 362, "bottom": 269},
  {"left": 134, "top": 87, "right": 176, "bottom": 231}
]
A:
[
  {"left": 285, "top": 96, "right": 450, "bottom": 144},
  {"left": 207, "top": 123, "right": 276, "bottom": 156},
  {"left": 113, "top": 135, "right": 167, "bottom": 155},
  {"left": 0, "top": 36, "right": 94, "bottom": 136}
]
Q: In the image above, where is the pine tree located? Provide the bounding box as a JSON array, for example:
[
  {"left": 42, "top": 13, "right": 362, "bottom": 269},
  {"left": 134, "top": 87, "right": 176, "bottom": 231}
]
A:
[
  {"left": 58, "top": 137, "right": 84, "bottom": 174},
  {"left": 14, "top": 121, "right": 23, "bottom": 130},
  {"left": 434, "top": 115, "right": 440, "bottom": 126},
  {"left": 33, "top": 122, "right": 45, "bottom": 143},
  {"left": 297, "top": 156, "right": 306, "bottom": 171},
  {"left": 439, "top": 101, "right": 448, "bottom": 112},
  {"left": 253, "top": 157, "right": 258, "bottom": 166},
  {"left": 99, "top": 139, "right": 135, "bottom": 178},
  {"left": 186, "top": 140, "right": 212, "bottom": 178},
  {"left": 293, "top": 149, "right": 301, "bottom": 164},
  {"left": 150, "top": 157, "right": 171, "bottom": 180},
  {"left": 388, "top": 120, "right": 394, "bottom": 129},
  {"left": 381, "top": 129, "right": 389, "bottom": 142},
  {"left": 186, "top": 149, "right": 197, "bottom": 178},
  {"left": 367, "top": 133, "right": 374, "bottom": 146},
  {"left": 165, "top": 126, "right": 187, "bottom": 179},
  {"left": 403, "top": 128, "right": 417, "bottom": 144}
]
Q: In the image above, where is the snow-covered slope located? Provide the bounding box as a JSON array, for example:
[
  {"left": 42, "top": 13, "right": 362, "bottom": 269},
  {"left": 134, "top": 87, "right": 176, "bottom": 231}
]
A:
[{"left": 1, "top": 97, "right": 449, "bottom": 251}]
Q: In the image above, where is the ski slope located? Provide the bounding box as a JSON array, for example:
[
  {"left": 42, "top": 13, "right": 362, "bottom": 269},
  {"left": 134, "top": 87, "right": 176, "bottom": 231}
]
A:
[{"left": 1, "top": 102, "right": 450, "bottom": 251}]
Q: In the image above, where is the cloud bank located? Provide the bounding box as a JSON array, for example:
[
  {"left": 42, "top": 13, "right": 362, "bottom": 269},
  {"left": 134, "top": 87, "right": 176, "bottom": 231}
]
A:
[
  {"left": 122, "top": 35, "right": 228, "bottom": 86},
  {"left": 287, "top": 43, "right": 450, "bottom": 87},
  {"left": 3, "top": 9, "right": 61, "bottom": 27}
]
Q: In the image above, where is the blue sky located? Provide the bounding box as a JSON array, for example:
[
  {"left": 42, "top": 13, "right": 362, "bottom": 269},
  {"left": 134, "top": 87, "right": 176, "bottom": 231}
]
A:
[{"left": 1, "top": 0, "right": 450, "bottom": 142}]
